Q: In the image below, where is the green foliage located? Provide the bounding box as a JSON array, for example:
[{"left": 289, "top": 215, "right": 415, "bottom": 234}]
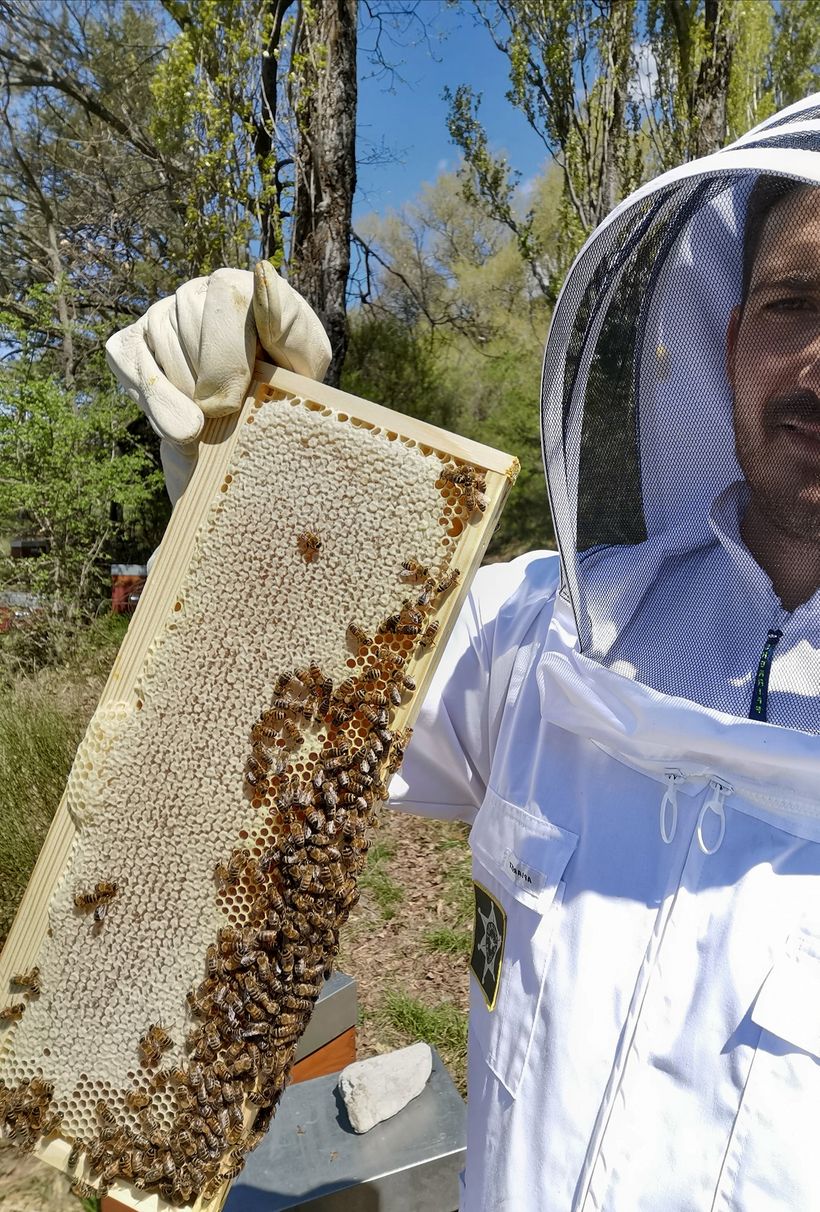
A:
[
  {"left": 151, "top": 0, "right": 279, "bottom": 272},
  {"left": 0, "top": 358, "right": 163, "bottom": 629},
  {"left": 353, "top": 164, "right": 558, "bottom": 560},
  {"left": 342, "top": 314, "right": 459, "bottom": 430},
  {"left": 445, "top": 84, "right": 551, "bottom": 297},
  {"left": 0, "top": 680, "right": 88, "bottom": 947},
  {"left": 453, "top": 0, "right": 819, "bottom": 256}
]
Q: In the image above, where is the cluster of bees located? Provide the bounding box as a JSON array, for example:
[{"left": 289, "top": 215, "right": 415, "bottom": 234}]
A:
[
  {"left": 0, "top": 967, "right": 41, "bottom": 1025},
  {"left": 0, "top": 1077, "right": 62, "bottom": 1155},
  {"left": 0, "top": 457, "right": 479, "bottom": 1207},
  {"left": 442, "top": 463, "right": 487, "bottom": 516}
]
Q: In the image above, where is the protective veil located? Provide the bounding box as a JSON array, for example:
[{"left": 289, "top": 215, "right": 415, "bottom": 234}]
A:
[
  {"left": 542, "top": 94, "right": 820, "bottom": 730},
  {"left": 392, "top": 94, "right": 820, "bottom": 1212}
]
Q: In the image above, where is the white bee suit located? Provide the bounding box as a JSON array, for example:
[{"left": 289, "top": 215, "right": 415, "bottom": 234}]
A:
[{"left": 390, "top": 94, "right": 820, "bottom": 1211}]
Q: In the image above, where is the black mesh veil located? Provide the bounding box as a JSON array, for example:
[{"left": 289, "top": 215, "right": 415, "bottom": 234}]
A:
[{"left": 540, "top": 98, "right": 820, "bottom": 733}]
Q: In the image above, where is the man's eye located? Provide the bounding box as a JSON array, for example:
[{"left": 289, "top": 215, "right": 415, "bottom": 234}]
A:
[{"left": 766, "top": 297, "right": 814, "bottom": 312}]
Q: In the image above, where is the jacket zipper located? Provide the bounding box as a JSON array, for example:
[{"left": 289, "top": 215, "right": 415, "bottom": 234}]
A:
[{"left": 748, "top": 627, "right": 783, "bottom": 722}]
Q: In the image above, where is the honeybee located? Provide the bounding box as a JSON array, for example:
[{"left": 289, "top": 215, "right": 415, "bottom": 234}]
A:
[
  {"left": 88, "top": 1138, "right": 107, "bottom": 1168},
  {"left": 464, "top": 483, "right": 487, "bottom": 514},
  {"left": 214, "top": 848, "right": 247, "bottom": 887},
  {"left": 96, "top": 1099, "right": 117, "bottom": 1127},
  {"left": 296, "top": 530, "right": 322, "bottom": 561},
  {"left": 125, "top": 1088, "right": 152, "bottom": 1111},
  {"left": 347, "top": 622, "right": 371, "bottom": 649},
  {"left": 11, "top": 967, "right": 40, "bottom": 996},
  {"left": 74, "top": 880, "right": 118, "bottom": 911},
  {"left": 40, "top": 1110, "right": 63, "bottom": 1136},
  {"left": 70, "top": 1179, "right": 98, "bottom": 1200},
  {"left": 413, "top": 577, "right": 435, "bottom": 607},
  {"left": 0, "top": 1003, "right": 24, "bottom": 1022},
  {"left": 251, "top": 722, "right": 278, "bottom": 745},
  {"left": 148, "top": 1023, "right": 173, "bottom": 1052},
  {"left": 437, "top": 568, "right": 460, "bottom": 594},
  {"left": 420, "top": 620, "right": 440, "bottom": 648},
  {"left": 138, "top": 1030, "right": 162, "bottom": 1068},
  {"left": 30, "top": 1077, "right": 53, "bottom": 1100},
  {"left": 67, "top": 1139, "right": 82, "bottom": 1170},
  {"left": 282, "top": 718, "right": 303, "bottom": 746},
  {"left": 229, "top": 1054, "right": 254, "bottom": 1079},
  {"left": 401, "top": 558, "right": 429, "bottom": 580},
  {"left": 102, "top": 1159, "right": 123, "bottom": 1184}
]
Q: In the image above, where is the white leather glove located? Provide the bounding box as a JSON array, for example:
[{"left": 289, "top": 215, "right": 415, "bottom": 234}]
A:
[{"left": 105, "top": 262, "right": 332, "bottom": 505}]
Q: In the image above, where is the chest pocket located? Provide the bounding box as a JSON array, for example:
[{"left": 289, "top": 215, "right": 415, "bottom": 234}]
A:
[
  {"left": 468, "top": 787, "right": 578, "bottom": 1098},
  {"left": 716, "top": 927, "right": 820, "bottom": 1211}
]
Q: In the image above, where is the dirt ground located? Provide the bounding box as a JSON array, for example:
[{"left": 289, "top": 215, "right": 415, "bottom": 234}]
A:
[
  {"left": 0, "top": 806, "right": 472, "bottom": 1209},
  {"left": 338, "top": 807, "right": 472, "bottom": 1061}
]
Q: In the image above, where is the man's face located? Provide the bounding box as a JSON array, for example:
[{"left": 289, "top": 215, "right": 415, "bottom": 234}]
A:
[{"left": 728, "top": 187, "right": 820, "bottom": 544}]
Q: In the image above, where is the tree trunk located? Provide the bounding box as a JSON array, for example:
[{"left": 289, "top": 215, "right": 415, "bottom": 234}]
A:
[
  {"left": 289, "top": 0, "right": 357, "bottom": 387},
  {"left": 691, "top": 0, "right": 737, "bottom": 158}
]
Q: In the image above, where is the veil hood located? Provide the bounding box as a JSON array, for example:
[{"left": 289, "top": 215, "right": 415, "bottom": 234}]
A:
[{"left": 540, "top": 94, "right": 820, "bottom": 730}]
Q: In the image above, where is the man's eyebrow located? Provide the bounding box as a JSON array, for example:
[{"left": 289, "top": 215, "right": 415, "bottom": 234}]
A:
[{"left": 750, "top": 272, "right": 820, "bottom": 294}]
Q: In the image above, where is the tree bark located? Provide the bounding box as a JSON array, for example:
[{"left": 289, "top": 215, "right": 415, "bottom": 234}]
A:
[
  {"left": 289, "top": 0, "right": 357, "bottom": 386},
  {"left": 691, "top": 0, "right": 737, "bottom": 158}
]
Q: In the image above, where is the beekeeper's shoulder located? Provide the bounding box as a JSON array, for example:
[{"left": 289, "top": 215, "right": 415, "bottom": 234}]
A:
[{"left": 467, "top": 548, "right": 562, "bottom": 657}]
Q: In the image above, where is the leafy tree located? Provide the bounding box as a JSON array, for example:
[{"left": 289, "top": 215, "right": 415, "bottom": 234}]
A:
[
  {"left": 342, "top": 312, "right": 459, "bottom": 429},
  {"left": 0, "top": 352, "right": 163, "bottom": 625},
  {"left": 351, "top": 166, "right": 556, "bottom": 556},
  {"left": 153, "top": 0, "right": 358, "bottom": 383},
  {"left": 447, "top": 0, "right": 643, "bottom": 284},
  {"left": 0, "top": 0, "right": 186, "bottom": 373},
  {"left": 449, "top": 0, "right": 819, "bottom": 271}
]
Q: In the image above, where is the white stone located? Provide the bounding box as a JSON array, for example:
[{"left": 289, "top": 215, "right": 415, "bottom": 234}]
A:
[{"left": 338, "top": 1042, "right": 433, "bottom": 1133}]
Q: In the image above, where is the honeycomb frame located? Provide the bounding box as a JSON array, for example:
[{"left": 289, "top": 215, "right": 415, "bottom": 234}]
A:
[{"left": 0, "top": 363, "right": 519, "bottom": 1211}]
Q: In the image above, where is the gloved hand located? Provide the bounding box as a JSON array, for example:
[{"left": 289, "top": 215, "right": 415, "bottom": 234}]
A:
[{"left": 105, "top": 262, "right": 331, "bottom": 504}]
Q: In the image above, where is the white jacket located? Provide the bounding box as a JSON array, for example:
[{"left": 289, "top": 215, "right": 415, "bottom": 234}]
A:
[{"left": 390, "top": 94, "right": 820, "bottom": 1211}]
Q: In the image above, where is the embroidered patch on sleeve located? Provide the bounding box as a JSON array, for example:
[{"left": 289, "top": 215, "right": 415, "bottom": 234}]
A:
[{"left": 470, "top": 880, "right": 506, "bottom": 1010}]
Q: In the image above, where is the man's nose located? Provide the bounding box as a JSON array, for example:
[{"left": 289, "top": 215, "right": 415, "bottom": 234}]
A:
[{"left": 798, "top": 326, "right": 820, "bottom": 393}]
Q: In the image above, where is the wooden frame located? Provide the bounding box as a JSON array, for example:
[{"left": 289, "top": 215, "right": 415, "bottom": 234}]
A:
[{"left": 0, "top": 364, "right": 518, "bottom": 1211}]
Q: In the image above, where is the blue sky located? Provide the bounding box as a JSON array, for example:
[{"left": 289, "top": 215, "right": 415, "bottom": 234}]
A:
[{"left": 354, "top": 4, "right": 550, "bottom": 221}]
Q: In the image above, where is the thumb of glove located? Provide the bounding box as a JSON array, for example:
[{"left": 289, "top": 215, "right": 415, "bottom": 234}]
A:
[{"left": 253, "top": 262, "right": 332, "bottom": 381}]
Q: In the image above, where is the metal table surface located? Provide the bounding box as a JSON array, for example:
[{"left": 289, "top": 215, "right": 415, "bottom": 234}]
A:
[{"left": 225, "top": 1048, "right": 466, "bottom": 1212}]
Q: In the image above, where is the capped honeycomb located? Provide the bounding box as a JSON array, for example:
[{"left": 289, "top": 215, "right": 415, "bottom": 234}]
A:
[{"left": 0, "top": 370, "right": 516, "bottom": 1210}]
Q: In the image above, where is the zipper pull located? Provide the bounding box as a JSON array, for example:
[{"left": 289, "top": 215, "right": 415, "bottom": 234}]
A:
[
  {"left": 659, "top": 770, "right": 684, "bottom": 844},
  {"left": 696, "top": 779, "right": 732, "bottom": 855}
]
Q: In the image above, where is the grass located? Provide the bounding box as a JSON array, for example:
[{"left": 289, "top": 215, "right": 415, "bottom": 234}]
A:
[
  {"left": 379, "top": 989, "right": 469, "bottom": 1091},
  {"left": 359, "top": 837, "right": 404, "bottom": 920},
  {"left": 423, "top": 925, "right": 472, "bottom": 958},
  {"left": 0, "top": 615, "right": 126, "bottom": 949},
  {"left": 0, "top": 681, "right": 89, "bottom": 946}
]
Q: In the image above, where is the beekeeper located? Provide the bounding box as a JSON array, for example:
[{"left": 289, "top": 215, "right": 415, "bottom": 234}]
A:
[{"left": 107, "top": 93, "right": 820, "bottom": 1210}]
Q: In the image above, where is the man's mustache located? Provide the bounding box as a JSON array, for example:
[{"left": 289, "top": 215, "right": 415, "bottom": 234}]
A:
[{"left": 764, "top": 389, "right": 820, "bottom": 430}]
